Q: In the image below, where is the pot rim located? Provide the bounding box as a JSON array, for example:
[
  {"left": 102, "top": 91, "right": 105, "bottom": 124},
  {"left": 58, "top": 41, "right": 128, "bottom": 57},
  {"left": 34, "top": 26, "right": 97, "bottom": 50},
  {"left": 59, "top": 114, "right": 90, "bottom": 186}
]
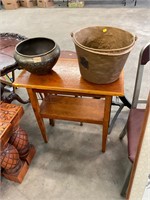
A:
[{"left": 15, "top": 37, "right": 57, "bottom": 58}]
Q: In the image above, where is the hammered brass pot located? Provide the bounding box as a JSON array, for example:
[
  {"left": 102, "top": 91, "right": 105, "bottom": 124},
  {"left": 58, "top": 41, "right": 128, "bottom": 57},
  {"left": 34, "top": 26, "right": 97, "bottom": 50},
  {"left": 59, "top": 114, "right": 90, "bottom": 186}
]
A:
[{"left": 14, "top": 37, "right": 60, "bottom": 75}]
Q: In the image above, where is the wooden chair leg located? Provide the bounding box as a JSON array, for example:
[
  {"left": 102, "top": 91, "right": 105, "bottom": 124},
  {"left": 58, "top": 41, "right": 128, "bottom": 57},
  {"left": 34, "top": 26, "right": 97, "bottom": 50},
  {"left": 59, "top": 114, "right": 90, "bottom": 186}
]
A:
[{"left": 121, "top": 163, "right": 132, "bottom": 197}]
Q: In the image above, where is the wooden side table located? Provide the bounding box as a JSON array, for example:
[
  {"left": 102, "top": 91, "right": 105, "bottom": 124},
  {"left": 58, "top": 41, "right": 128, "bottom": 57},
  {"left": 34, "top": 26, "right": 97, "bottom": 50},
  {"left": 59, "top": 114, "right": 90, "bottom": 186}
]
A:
[
  {"left": 13, "top": 51, "right": 124, "bottom": 152},
  {"left": 0, "top": 102, "right": 36, "bottom": 183}
]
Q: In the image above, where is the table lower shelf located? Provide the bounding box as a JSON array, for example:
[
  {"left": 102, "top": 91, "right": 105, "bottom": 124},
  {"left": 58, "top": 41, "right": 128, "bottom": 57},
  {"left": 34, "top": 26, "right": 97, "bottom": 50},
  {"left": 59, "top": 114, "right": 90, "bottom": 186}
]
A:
[{"left": 40, "top": 95, "right": 105, "bottom": 124}]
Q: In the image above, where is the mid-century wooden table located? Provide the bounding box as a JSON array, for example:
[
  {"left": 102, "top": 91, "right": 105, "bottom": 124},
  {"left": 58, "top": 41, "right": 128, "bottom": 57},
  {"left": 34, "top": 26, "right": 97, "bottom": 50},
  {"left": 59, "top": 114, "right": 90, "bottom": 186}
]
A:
[{"left": 13, "top": 51, "right": 124, "bottom": 152}]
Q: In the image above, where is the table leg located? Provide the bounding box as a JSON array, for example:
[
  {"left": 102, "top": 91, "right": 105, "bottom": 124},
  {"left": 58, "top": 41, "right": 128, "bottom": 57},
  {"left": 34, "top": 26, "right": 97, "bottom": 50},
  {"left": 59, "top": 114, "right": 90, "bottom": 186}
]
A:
[
  {"left": 102, "top": 96, "right": 112, "bottom": 152},
  {"left": 27, "top": 88, "right": 48, "bottom": 143}
]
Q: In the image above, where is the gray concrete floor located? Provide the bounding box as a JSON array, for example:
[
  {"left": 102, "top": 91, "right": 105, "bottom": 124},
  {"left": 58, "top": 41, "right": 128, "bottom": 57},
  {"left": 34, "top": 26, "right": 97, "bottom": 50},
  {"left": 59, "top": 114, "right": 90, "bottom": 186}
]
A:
[{"left": 0, "top": 1, "right": 150, "bottom": 200}]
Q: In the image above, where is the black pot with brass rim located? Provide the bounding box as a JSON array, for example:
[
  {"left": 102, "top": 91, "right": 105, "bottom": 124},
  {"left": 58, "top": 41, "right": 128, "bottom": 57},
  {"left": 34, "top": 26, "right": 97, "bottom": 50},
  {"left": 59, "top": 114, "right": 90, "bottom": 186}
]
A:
[{"left": 14, "top": 37, "right": 60, "bottom": 75}]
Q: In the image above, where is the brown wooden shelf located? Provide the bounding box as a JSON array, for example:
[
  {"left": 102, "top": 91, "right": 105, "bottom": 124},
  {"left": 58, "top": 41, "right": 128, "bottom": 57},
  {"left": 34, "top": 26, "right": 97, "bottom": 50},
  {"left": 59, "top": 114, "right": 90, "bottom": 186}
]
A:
[{"left": 40, "top": 95, "right": 105, "bottom": 124}]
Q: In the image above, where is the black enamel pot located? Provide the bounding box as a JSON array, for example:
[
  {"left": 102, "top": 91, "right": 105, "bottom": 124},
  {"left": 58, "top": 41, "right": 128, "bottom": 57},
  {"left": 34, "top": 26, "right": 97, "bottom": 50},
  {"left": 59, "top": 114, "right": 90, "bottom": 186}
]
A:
[{"left": 14, "top": 37, "right": 60, "bottom": 75}]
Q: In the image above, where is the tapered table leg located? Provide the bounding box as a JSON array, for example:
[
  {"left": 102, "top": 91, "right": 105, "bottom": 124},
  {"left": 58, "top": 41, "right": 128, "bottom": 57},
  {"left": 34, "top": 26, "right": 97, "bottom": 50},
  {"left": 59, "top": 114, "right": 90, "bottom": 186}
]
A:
[
  {"left": 102, "top": 96, "right": 112, "bottom": 152},
  {"left": 27, "top": 88, "right": 48, "bottom": 143}
]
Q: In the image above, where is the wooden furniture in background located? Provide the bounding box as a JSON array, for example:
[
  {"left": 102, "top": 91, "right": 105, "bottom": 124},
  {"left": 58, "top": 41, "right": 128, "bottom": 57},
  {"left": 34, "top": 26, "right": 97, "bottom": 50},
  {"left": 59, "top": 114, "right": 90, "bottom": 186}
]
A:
[
  {"left": 0, "top": 102, "right": 36, "bottom": 183},
  {"left": 0, "top": 33, "right": 29, "bottom": 104},
  {"left": 126, "top": 93, "right": 150, "bottom": 199},
  {"left": 119, "top": 43, "right": 150, "bottom": 197},
  {"left": 13, "top": 51, "right": 124, "bottom": 152}
]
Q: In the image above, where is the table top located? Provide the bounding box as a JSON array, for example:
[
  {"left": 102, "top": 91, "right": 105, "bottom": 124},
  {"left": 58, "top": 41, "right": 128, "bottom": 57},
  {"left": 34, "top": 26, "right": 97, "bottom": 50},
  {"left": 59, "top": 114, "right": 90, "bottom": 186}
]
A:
[{"left": 13, "top": 51, "right": 124, "bottom": 97}]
